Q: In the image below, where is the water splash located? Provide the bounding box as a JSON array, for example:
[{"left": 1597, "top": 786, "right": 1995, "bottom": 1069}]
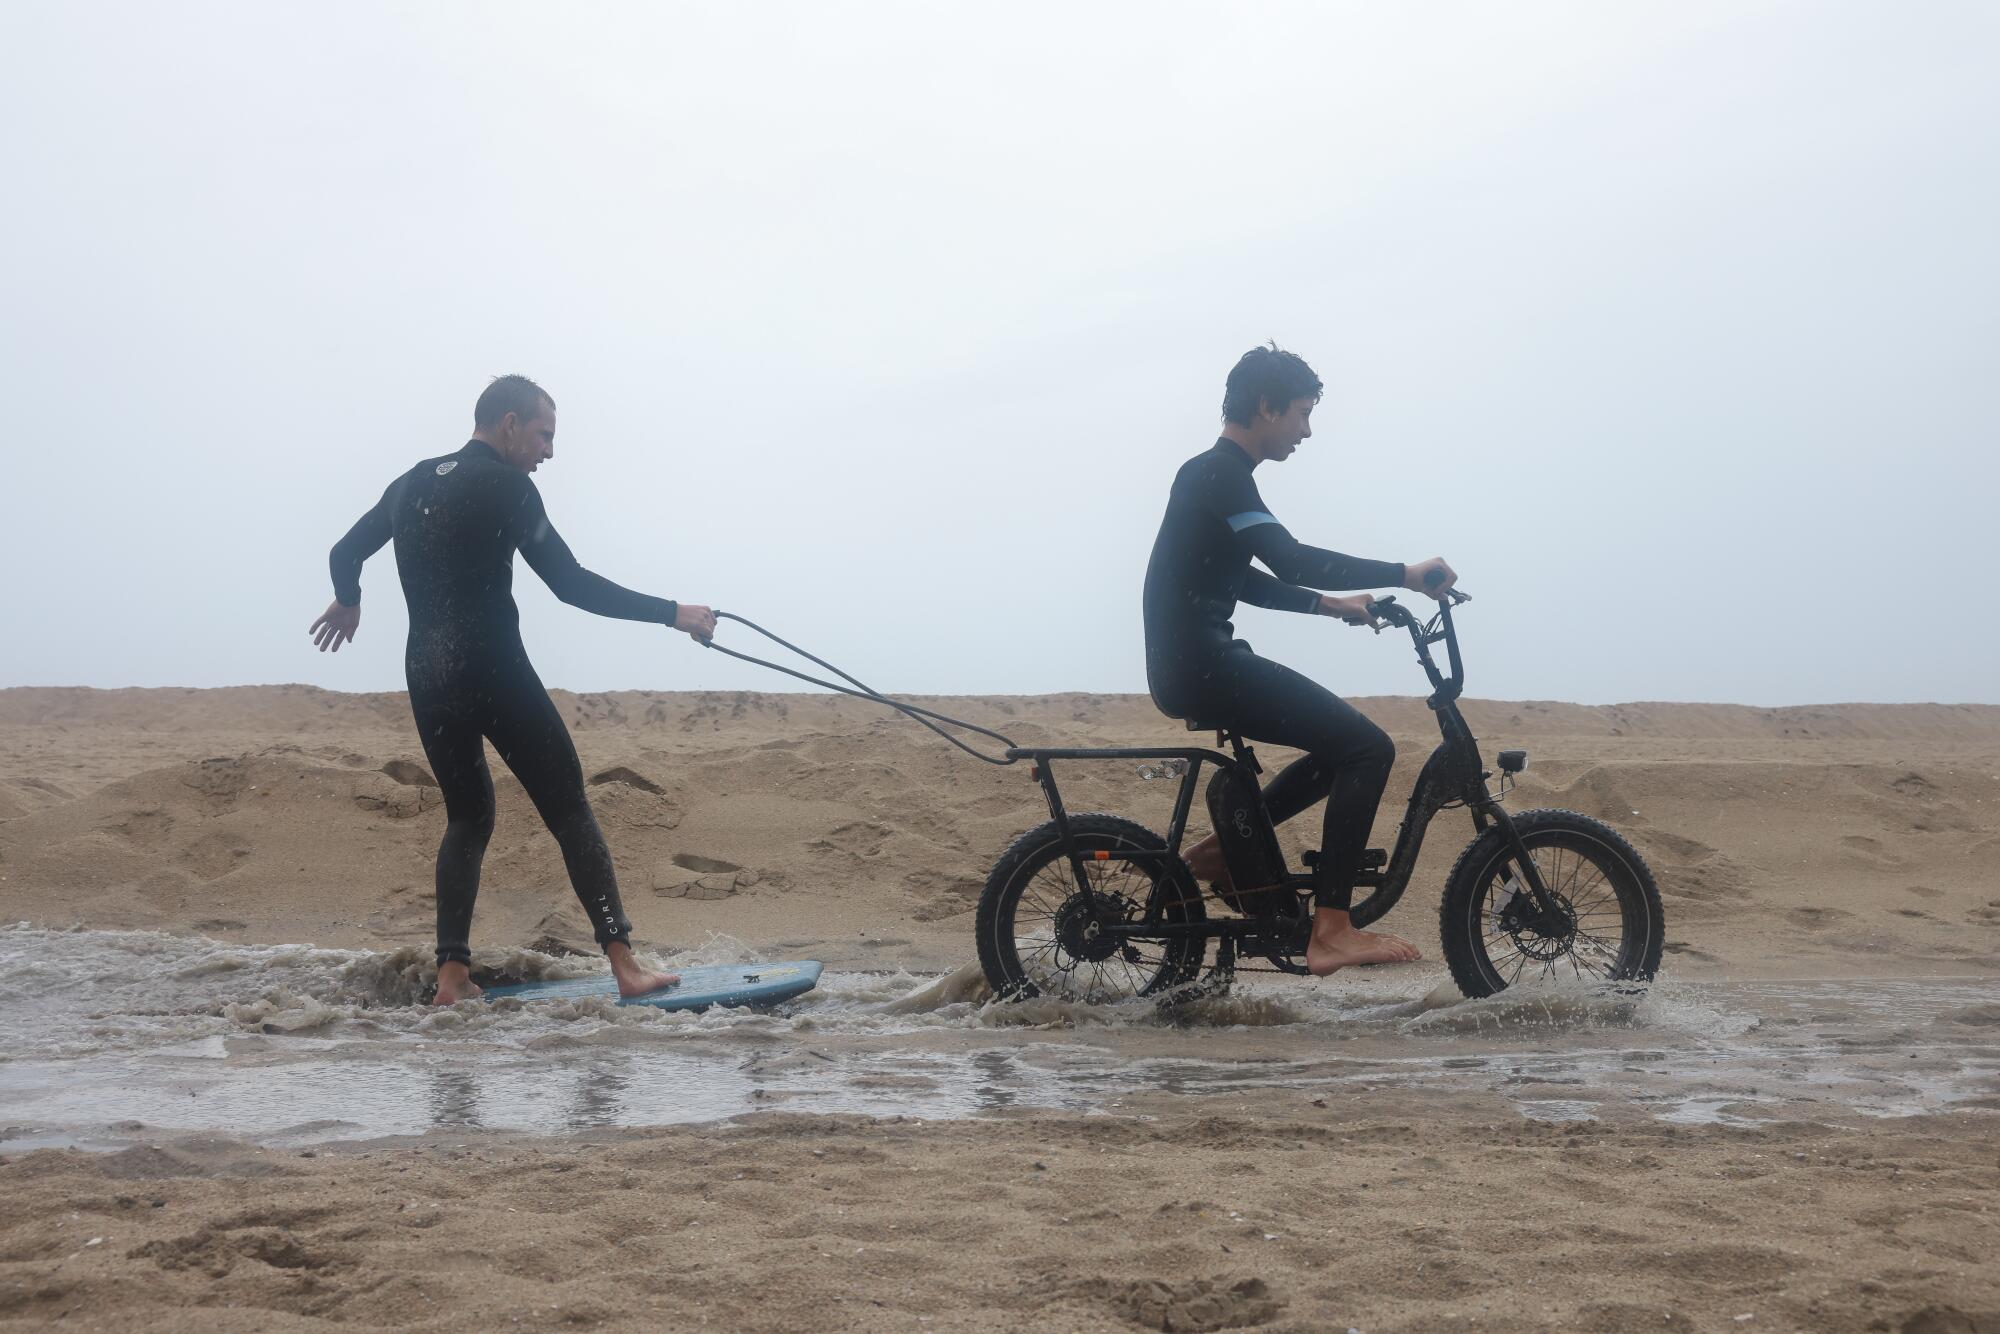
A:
[{"left": 1, "top": 924, "right": 1993, "bottom": 1149}]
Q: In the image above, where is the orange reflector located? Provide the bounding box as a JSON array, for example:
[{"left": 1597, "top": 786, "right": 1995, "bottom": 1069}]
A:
[{"left": 1093, "top": 850, "right": 1110, "bottom": 860}]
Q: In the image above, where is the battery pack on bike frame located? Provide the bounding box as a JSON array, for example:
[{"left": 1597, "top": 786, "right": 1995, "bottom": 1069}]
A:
[{"left": 1204, "top": 767, "right": 1293, "bottom": 917}]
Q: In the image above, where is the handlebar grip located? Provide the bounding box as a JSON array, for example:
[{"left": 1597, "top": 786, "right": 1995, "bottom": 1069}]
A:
[{"left": 1419, "top": 567, "right": 1471, "bottom": 604}]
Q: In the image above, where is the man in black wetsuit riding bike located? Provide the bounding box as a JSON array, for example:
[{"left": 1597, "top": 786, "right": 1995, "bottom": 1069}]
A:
[
  {"left": 310, "top": 375, "right": 716, "bottom": 1005},
  {"left": 1143, "top": 344, "right": 1457, "bottom": 977}
]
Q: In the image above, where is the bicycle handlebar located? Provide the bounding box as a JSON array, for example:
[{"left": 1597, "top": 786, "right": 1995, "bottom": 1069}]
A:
[{"left": 1365, "top": 573, "right": 1471, "bottom": 700}]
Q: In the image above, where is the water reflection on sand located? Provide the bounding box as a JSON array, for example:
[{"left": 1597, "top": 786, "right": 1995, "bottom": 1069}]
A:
[{"left": 1, "top": 925, "right": 1995, "bottom": 1148}]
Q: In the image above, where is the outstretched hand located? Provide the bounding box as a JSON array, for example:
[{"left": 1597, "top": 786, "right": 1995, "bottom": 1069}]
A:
[
  {"left": 674, "top": 603, "right": 717, "bottom": 642},
  {"left": 310, "top": 600, "right": 360, "bottom": 652}
]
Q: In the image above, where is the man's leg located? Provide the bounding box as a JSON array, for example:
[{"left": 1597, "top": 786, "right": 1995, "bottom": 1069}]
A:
[
  {"left": 485, "top": 678, "right": 678, "bottom": 997},
  {"left": 414, "top": 699, "right": 495, "bottom": 1005},
  {"left": 1281, "top": 716, "right": 1416, "bottom": 975},
  {"left": 1179, "top": 651, "right": 1419, "bottom": 974}
]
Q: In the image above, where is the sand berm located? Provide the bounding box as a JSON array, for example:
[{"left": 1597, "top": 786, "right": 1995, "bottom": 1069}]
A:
[{"left": 2, "top": 685, "right": 1997, "bottom": 1331}]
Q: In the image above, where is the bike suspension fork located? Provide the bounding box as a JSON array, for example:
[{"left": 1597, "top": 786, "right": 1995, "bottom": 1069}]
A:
[{"left": 1486, "top": 805, "right": 1561, "bottom": 915}]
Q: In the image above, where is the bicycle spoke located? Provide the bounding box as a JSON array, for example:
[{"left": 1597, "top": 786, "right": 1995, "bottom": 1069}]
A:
[
  {"left": 1019, "top": 938, "right": 1060, "bottom": 968},
  {"left": 1571, "top": 927, "right": 1626, "bottom": 963},
  {"left": 1000, "top": 830, "right": 1209, "bottom": 1000},
  {"left": 1566, "top": 863, "right": 1610, "bottom": 904},
  {"left": 1569, "top": 886, "right": 1620, "bottom": 917}
]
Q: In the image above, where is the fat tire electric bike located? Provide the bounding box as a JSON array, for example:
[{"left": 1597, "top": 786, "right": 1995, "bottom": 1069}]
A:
[{"left": 974, "top": 589, "right": 1666, "bottom": 1003}]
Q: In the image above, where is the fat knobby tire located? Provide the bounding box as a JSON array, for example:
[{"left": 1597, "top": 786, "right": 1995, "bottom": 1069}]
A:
[
  {"left": 975, "top": 813, "right": 1206, "bottom": 1000},
  {"left": 1437, "top": 808, "right": 1666, "bottom": 998}
]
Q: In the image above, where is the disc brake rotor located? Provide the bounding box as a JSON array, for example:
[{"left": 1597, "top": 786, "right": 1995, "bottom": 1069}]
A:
[{"left": 1493, "top": 875, "right": 1579, "bottom": 961}]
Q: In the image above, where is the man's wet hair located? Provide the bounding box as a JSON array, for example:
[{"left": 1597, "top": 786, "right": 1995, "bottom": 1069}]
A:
[
  {"left": 1221, "top": 343, "right": 1322, "bottom": 425},
  {"left": 474, "top": 374, "right": 555, "bottom": 430}
]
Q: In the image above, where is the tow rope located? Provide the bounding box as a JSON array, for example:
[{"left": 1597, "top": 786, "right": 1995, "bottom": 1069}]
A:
[{"left": 697, "top": 612, "right": 1020, "bottom": 766}]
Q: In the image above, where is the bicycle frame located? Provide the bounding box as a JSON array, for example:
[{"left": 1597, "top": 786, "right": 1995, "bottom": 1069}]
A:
[{"left": 1001, "top": 595, "right": 1568, "bottom": 955}]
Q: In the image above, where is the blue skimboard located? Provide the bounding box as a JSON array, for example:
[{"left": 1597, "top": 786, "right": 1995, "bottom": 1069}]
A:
[{"left": 485, "top": 961, "right": 822, "bottom": 1012}]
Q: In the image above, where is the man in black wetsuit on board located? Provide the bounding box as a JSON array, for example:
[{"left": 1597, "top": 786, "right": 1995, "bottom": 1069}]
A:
[
  {"left": 310, "top": 375, "right": 715, "bottom": 1005},
  {"left": 1143, "top": 345, "right": 1457, "bottom": 976}
]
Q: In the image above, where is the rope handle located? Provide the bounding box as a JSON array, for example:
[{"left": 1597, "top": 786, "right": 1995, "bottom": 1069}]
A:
[{"left": 697, "top": 612, "right": 1021, "bottom": 766}]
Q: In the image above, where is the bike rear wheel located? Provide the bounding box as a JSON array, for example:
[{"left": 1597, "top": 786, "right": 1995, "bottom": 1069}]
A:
[
  {"left": 1438, "top": 808, "right": 1665, "bottom": 998},
  {"left": 976, "top": 814, "right": 1207, "bottom": 1002}
]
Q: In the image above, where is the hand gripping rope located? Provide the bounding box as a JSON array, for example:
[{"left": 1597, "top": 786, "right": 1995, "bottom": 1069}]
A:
[{"left": 696, "top": 612, "right": 1021, "bottom": 766}]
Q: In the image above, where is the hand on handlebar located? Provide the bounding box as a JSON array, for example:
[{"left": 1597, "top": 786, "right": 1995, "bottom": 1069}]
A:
[
  {"left": 1318, "top": 593, "right": 1381, "bottom": 628},
  {"left": 1404, "top": 557, "right": 1458, "bottom": 601}
]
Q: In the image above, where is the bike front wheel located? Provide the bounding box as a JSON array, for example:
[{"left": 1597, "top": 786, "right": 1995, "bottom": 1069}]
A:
[{"left": 1438, "top": 808, "right": 1665, "bottom": 998}]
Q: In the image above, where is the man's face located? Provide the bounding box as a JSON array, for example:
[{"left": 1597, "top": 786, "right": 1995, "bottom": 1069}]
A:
[
  {"left": 1258, "top": 396, "right": 1315, "bottom": 461},
  {"left": 499, "top": 404, "right": 557, "bottom": 473}
]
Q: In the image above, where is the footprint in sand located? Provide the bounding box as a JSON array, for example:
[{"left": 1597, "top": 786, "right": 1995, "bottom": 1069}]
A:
[
  {"left": 1088, "top": 1276, "right": 1283, "bottom": 1333},
  {"left": 671, "top": 852, "right": 740, "bottom": 874},
  {"left": 380, "top": 759, "right": 437, "bottom": 787},
  {"left": 588, "top": 766, "right": 667, "bottom": 796},
  {"left": 1837, "top": 834, "right": 1914, "bottom": 870},
  {"left": 652, "top": 852, "right": 756, "bottom": 900}
]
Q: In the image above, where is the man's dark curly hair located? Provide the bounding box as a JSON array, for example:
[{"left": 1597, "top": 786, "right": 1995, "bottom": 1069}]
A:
[
  {"left": 1221, "top": 343, "right": 1322, "bottom": 425},
  {"left": 474, "top": 374, "right": 555, "bottom": 430}
]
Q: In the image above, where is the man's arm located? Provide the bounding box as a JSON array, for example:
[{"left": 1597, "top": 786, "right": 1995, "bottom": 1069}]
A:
[
  {"left": 1199, "top": 463, "right": 1405, "bottom": 592},
  {"left": 1238, "top": 567, "right": 1322, "bottom": 614},
  {"left": 328, "top": 483, "right": 395, "bottom": 608},
  {"left": 312, "top": 481, "right": 396, "bottom": 653},
  {"left": 1239, "top": 523, "right": 1404, "bottom": 592},
  {"left": 512, "top": 481, "right": 682, "bottom": 626}
]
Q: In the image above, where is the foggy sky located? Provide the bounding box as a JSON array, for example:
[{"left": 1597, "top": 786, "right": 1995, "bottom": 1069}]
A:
[{"left": 3, "top": 1, "right": 1995, "bottom": 706}]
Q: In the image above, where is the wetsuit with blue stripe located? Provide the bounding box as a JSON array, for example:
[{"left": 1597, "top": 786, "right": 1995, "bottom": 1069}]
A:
[
  {"left": 1142, "top": 438, "right": 1404, "bottom": 909},
  {"left": 329, "top": 440, "right": 679, "bottom": 965}
]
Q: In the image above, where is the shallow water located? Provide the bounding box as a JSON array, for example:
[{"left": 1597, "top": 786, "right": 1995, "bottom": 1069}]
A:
[{"left": 1, "top": 925, "right": 1995, "bottom": 1149}]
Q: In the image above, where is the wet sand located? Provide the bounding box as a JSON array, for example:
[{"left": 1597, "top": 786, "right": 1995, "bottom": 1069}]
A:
[
  {"left": 7, "top": 1101, "right": 1997, "bottom": 1333},
  {"left": 2, "top": 686, "right": 1998, "bottom": 1330}
]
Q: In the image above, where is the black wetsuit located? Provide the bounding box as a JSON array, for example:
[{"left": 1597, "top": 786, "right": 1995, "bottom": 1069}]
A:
[
  {"left": 329, "top": 440, "right": 679, "bottom": 965},
  {"left": 1142, "top": 438, "right": 1405, "bottom": 909}
]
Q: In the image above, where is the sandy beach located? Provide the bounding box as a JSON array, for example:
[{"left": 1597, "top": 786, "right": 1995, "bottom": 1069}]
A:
[{"left": 2, "top": 686, "right": 1997, "bottom": 1331}]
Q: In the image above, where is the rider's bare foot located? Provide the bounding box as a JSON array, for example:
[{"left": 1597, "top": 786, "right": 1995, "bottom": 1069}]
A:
[
  {"left": 1306, "top": 907, "right": 1422, "bottom": 976},
  {"left": 607, "top": 941, "right": 680, "bottom": 998},
  {"left": 1182, "top": 833, "right": 1233, "bottom": 892},
  {"left": 432, "top": 961, "right": 484, "bottom": 1006}
]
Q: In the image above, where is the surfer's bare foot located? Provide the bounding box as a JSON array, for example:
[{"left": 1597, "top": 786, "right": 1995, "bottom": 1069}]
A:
[
  {"left": 1306, "top": 906, "right": 1422, "bottom": 976},
  {"left": 606, "top": 941, "right": 679, "bottom": 997},
  {"left": 433, "top": 961, "right": 483, "bottom": 1005},
  {"left": 1183, "top": 833, "right": 1233, "bottom": 892}
]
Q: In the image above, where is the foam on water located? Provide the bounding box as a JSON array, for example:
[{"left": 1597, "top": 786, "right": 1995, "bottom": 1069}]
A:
[{"left": 1, "top": 924, "right": 1994, "bottom": 1148}]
